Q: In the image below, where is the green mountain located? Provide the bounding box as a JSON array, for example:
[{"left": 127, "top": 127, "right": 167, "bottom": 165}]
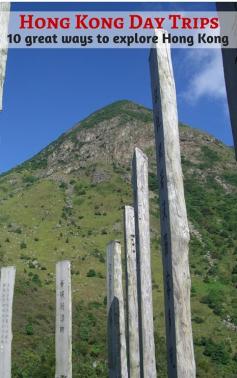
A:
[{"left": 0, "top": 100, "right": 236, "bottom": 378}]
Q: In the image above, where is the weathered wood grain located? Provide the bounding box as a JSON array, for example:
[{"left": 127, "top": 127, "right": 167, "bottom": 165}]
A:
[
  {"left": 55, "top": 260, "right": 72, "bottom": 378},
  {"left": 124, "top": 206, "right": 140, "bottom": 378},
  {"left": 149, "top": 30, "right": 196, "bottom": 378},
  {"left": 0, "top": 3, "right": 10, "bottom": 111},
  {"left": 132, "top": 148, "right": 157, "bottom": 378},
  {"left": 107, "top": 241, "right": 128, "bottom": 378},
  {"left": 0, "top": 266, "right": 16, "bottom": 378}
]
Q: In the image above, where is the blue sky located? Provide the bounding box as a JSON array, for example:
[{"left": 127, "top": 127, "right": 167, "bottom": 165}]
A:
[{"left": 0, "top": 2, "right": 233, "bottom": 173}]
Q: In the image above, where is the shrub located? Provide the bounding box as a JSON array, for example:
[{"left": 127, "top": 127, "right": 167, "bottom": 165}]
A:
[
  {"left": 32, "top": 274, "right": 42, "bottom": 286},
  {"left": 0, "top": 249, "right": 5, "bottom": 262},
  {"left": 149, "top": 172, "right": 158, "bottom": 193},
  {"left": 232, "top": 265, "right": 237, "bottom": 274},
  {"left": 59, "top": 182, "right": 68, "bottom": 189},
  {"left": 74, "top": 183, "right": 86, "bottom": 196},
  {"left": 232, "top": 274, "right": 237, "bottom": 284},
  {"left": 12, "top": 227, "right": 22, "bottom": 234},
  {"left": 25, "top": 323, "right": 34, "bottom": 336},
  {"left": 28, "top": 261, "right": 36, "bottom": 269},
  {"left": 23, "top": 175, "right": 37, "bottom": 184},
  {"left": 20, "top": 254, "right": 30, "bottom": 260},
  {"left": 97, "top": 272, "right": 104, "bottom": 279},
  {"left": 203, "top": 338, "right": 231, "bottom": 365},
  {"left": 20, "top": 241, "right": 27, "bottom": 249},
  {"left": 192, "top": 315, "right": 204, "bottom": 324},
  {"left": 201, "top": 288, "right": 224, "bottom": 317},
  {"left": 86, "top": 269, "right": 96, "bottom": 277}
]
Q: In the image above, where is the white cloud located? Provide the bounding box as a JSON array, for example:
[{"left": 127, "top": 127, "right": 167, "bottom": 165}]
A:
[{"left": 181, "top": 49, "right": 227, "bottom": 104}]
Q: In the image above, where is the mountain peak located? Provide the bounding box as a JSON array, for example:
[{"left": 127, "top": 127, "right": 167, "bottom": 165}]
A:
[
  {"left": 2, "top": 100, "right": 235, "bottom": 186},
  {"left": 70, "top": 99, "right": 152, "bottom": 133}
]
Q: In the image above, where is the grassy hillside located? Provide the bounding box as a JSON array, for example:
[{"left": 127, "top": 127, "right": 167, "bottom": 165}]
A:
[{"left": 0, "top": 101, "right": 236, "bottom": 377}]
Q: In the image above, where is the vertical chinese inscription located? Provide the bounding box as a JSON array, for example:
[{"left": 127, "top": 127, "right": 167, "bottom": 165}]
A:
[
  {"left": 149, "top": 30, "right": 196, "bottom": 378},
  {"left": 107, "top": 241, "right": 128, "bottom": 378},
  {"left": 124, "top": 206, "right": 140, "bottom": 378},
  {"left": 0, "top": 266, "right": 16, "bottom": 378},
  {"left": 0, "top": 3, "right": 10, "bottom": 111},
  {"left": 132, "top": 148, "right": 157, "bottom": 378},
  {"left": 55, "top": 261, "right": 72, "bottom": 378}
]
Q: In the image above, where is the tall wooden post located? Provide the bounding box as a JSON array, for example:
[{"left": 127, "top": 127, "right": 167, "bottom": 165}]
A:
[
  {"left": 217, "top": 2, "right": 237, "bottom": 159},
  {"left": 107, "top": 241, "right": 128, "bottom": 378},
  {"left": 124, "top": 206, "right": 140, "bottom": 378},
  {"left": 132, "top": 148, "right": 157, "bottom": 378},
  {"left": 149, "top": 30, "right": 196, "bottom": 378},
  {"left": 0, "top": 266, "right": 16, "bottom": 378},
  {"left": 55, "top": 261, "right": 72, "bottom": 378},
  {"left": 0, "top": 3, "right": 10, "bottom": 111}
]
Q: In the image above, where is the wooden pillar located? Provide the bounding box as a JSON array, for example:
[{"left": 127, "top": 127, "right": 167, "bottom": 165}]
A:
[
  {"left": 217, "top": 2, "right": 237, "bottom": 159},
  {"left": 55, "top": 261, "right": 72, "bottom": 378},
  {"left": 107, "top": 241, "right": 128, "bottom": 378},
  {"left": 132, "top": 148, "right": 157, "bottom": 378},
  {"left": 0, "top": 266, "right": 16, "bottom": 378},
  {"left": 124, "top": 206, "right": 140, "bottom": 378},
  {"left": 0, "top": 3, "right": 10, "bottom": 111},
  {"left": 149, "top": 30, "right": 196, "bottom": 378}
]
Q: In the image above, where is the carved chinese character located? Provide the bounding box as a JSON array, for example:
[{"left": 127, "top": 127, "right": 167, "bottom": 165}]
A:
[
  {"left": 163, "top": 233, "right": 169, "bottom": 256},
  {"left": 155, "top": 115, "right": 160, "bottom": 131},
  {"left": 166, "top": 273, "right": 171, "bottom": 300},
  {"left": 162, "top": 200, "right": 168, "bottom": 221},
  {"left": 154, "top": 86, "right": 158, "bottom": 103},
  {"left": 158, "top": 142, "right": 163, "bottom": 160},
  {"left": 160, "top": 169, "right": 165, "bottom": 190},
  {"left": 60, "top": 326, "right": 64, "bottom": 333}
]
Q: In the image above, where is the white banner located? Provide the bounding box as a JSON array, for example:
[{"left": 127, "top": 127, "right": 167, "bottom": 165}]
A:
[{"left": 0, "top": 11, "right": 236, "bottom": 48}]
